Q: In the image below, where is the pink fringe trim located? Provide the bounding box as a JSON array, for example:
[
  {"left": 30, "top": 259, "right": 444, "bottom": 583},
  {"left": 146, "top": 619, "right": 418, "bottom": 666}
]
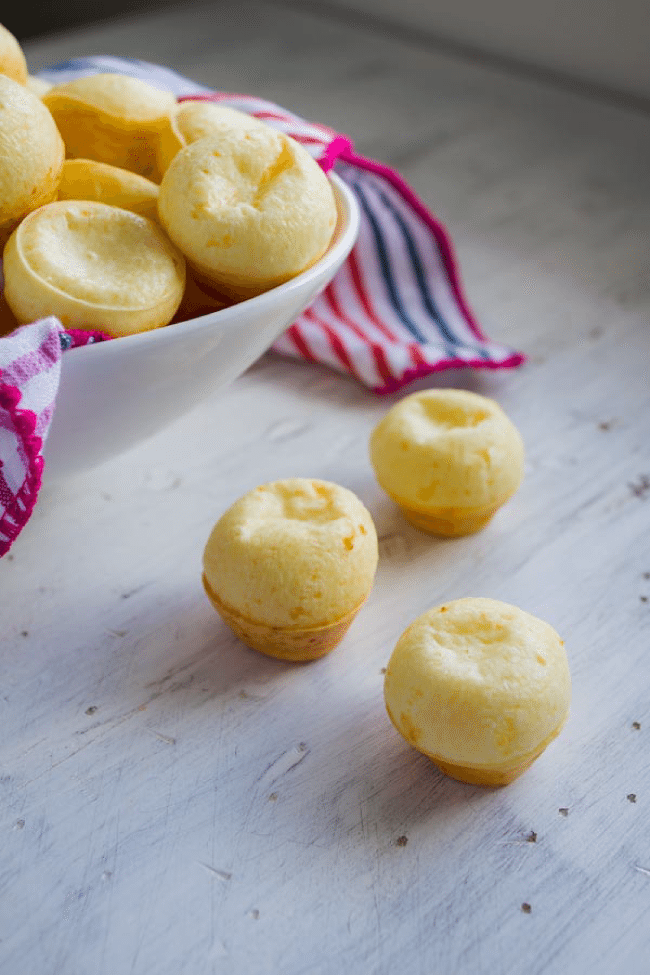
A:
[
  {"left": 0, "top": 381, "right": 44, "bottom": 557},
  {"left": 369, "top": 352, "right": 526, "bottom": 395}
]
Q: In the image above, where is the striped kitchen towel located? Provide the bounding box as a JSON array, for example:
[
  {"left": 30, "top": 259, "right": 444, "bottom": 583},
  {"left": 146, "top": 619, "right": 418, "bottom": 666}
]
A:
[
  {"left": 0, "top": 321, "right": 102, "bottom": 556},
  {"left": 0, "top": 57, "right": 525, "bottom": 556}
]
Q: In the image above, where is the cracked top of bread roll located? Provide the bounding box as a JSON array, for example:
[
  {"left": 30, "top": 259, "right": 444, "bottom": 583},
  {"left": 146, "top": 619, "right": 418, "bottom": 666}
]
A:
[
  {"left": 203, "top": 479, "right": 378, "bottom": 628},
  {"left": 0, "top": 75, "right": 64, "bottom": 243},
  {"left": 370, "top": 389, "right": 525, "bottom": 510},
  {"left": 157, "top": 127, "right": 338, "bottom": 298},
  {"left": 157, "top": 101, "right": 273, "bottom": 175},
  {"left": 175, "top": 102, "right": 270, "bottom": 143},
  {"left": 384, "top": 598, "right": 571, "bottom": 769}
]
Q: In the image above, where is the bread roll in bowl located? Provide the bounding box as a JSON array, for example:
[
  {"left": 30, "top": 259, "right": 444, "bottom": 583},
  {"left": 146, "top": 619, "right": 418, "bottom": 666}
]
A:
[
  {"left": 158, "top": 128, "right": 338, "bottom": 299},
  {"left": 3, "top": 200, "right": 186, "bottom": 337},
  {"left": 58, "top": 158, "right": 160, "bottom": 223},
  {"left": 43, "top": 73, "right": 177, "bottom": 180},
  {"left": 0, "top": 24, "right": 27, "bottom": 85},
  {"left": 0, "top": 75, "right": 64, "bottom": 247},
  {"left": 157, "top": 101, "right": 274, "bottom": 177}
]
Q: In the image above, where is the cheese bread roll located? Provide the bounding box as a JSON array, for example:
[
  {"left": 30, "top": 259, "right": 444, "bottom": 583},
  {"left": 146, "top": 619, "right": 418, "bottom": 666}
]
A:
[
  {"left": 157, "top": 100, "right": 273, "bottom": 177},
  {"left": 384, "top": 598, "right": 571, "bottom": 786},
  {"left": 0, "top": 75, "right": 64, "bottom": 247},
  {"left": 203, "top": 479, "right": 378, "bottom": 661},
  {"left": 58, "top": 158, "right": 160, "bottom": 223},
  {"left": 370, "top": 389, "right": 525, "bottom": 536},
  {"left": 3, "top": 200, "right": 186, "bottom": 337},
  {"left": 0, "top": 24, "right": 27, "bottom": 85},
  {"left": 158, "top": 128, "right": 337, "bottom": 299},
  {"left": 43, "top": 73, "right": 176, "bottom": 180}
]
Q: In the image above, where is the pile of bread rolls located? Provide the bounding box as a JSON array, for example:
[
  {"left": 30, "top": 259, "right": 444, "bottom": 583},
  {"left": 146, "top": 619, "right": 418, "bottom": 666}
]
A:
[{"left": 0, "top": 24, "right": 338, "bottom": 339}]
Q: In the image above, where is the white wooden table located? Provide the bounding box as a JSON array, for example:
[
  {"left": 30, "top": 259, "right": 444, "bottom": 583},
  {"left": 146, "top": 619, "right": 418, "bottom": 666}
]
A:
[{"left": 3, "top": 3, "right": 650, "bottom": 972}]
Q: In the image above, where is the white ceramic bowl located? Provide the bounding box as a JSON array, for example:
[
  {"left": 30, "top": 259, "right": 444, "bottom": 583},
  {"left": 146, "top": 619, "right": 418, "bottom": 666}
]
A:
[{"left": 43, "top": 172, "right": 359, "bottom": 481}]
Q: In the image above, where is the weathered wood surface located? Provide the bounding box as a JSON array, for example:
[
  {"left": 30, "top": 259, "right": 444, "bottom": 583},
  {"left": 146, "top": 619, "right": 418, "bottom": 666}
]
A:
[{"left": 2, "top": 2, "right": 650, "bottom": 972}]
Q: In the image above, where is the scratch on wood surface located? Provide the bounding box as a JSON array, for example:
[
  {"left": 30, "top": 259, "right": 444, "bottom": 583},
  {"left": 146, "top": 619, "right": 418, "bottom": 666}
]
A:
[
  {"left": 257, "top": 743, "right": 310, "bottom": 789},
  {"left": 499, "top": 831, "right": 539, "bottom": 844},
  {"left": 629, "top": 475, "right": 650, "bottom": 499},
  {"left": 246, "top": 829, "right": 329, "bottom": 852},
  {"left": 144, "top": 648, "right": 207, "bottom": 691},
  {"left": 209, "top": 940, "right": 229, "bottom": 959},
  {"left": 147, "top": 729, "right": 176, "bottom": 745},
  {"left": 120, "top": 584, "right": 148, "bottom": 600},
  {"left": 238, "top": 684, "right": 271, "bottom": 702},
  {"left": 24, "top": 649, "right": 217, "bottom": 777},
  {"left": 634, "top": 865, "right": 650, "bottom": 877},
  {"left": 265, "top": 418, "right": 312, "bottom": 442},
  {"left": 13, "top": 736, "right": 48, "bottom": 761},
  {"left": 21, "top": 692, "right": 179, "bottom": 786},
  {"left": 197, "top": 861, "right": 232, "bottom": 882}
]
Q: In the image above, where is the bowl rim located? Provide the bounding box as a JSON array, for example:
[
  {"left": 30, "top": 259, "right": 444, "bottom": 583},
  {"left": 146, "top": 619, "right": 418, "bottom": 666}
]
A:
[{"left": 63, "top": 171, "right": 360, "bottom": 360}]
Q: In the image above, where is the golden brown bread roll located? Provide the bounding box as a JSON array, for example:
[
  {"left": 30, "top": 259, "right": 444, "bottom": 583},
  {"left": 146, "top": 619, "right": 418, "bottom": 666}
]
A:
[
  {"left": 57, "top": 158, "right": 160, "bottom": 223},
  {"left": 0, "top": 75, "right": 65, "bottom": 247},
  {"left": 370, "top": 389, "right": 525, "bottom": 536},
  {"left": 0, "top": 23, "right": 28, "bottom": 85},
  {"left": 3, "top": 200, "right": 186, "bottom": 337},
  {"left": 384, "top": 598, "right": 571, "bottom": 786},
  {"left": 157, "top": 126, "right": 338, "bottom": 299},
  {"left": 43, "top": 73, "right": 177, "bottom": 181},
  {"left": 203, "top": 479, "right": 378, "bottom": 661},
  {"left": 156, "top": 100, "right": 274, "bottom": 177}
]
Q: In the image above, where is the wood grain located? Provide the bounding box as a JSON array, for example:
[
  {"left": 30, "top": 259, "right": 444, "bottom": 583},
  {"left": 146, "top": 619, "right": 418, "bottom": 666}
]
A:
[{"left": 2, "top": 2, "right": 650, "bottom": 973}]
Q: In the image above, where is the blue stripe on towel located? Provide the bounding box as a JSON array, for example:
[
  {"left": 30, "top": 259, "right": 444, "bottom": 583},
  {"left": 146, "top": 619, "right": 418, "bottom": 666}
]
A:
[
  {"left": 352, "top": 180, "right": 431, "bottom": 347},
  {"left": 375, "top": 186, "right": 490, "bottom": 360}
]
